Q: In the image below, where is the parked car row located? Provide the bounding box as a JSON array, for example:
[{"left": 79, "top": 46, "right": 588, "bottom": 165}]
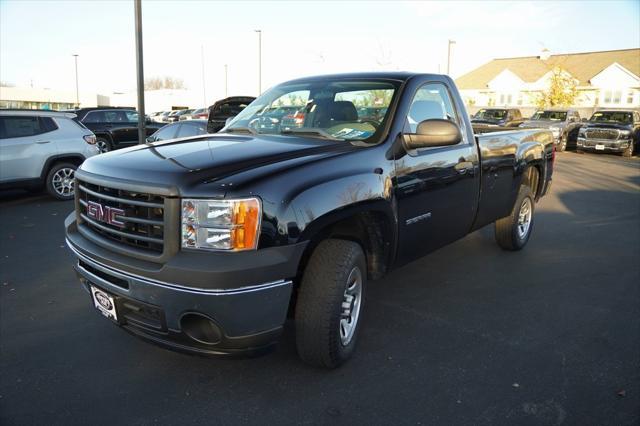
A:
[
  {"left": 471, "top": 107, "right": 639, "bottom": 156},
  {"left": 2, "top": 86, "right": 636, "bottom": 202},
  {"left": 0, "top": 94, "right": 258, "bottom": 199}
]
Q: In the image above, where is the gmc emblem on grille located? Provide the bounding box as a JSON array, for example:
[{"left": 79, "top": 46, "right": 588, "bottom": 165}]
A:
[{"left": 86, "top": 201, "right": 125, "bottom": 228}]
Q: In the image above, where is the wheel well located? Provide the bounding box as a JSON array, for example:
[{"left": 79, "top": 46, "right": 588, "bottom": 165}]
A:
[
  {"left": 296, "top": 211, "right": 393, "bottom": 283},
  {"left": 522, "top": 166, "right": 542, "bottom": 199},
  {"left": 95, "top": 133, "right": 113, "bottom": 142},
  {"left": 41, "top": 155, "right": 84, "bottom": 180}
]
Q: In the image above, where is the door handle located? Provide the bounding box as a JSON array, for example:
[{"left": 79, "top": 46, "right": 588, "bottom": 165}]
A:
[
  {"left": 36, "top": 140, "right": 50, "bottom": 144},
  {"left": 455, "top": 161, "right": 474, "bottom": 174}
]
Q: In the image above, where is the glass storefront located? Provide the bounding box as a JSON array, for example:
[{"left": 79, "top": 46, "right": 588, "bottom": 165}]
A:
[{"left": 0, "top": 100, "right": 77, "bottom": 110}]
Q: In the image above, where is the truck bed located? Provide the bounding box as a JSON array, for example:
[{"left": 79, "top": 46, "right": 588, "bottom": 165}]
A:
[{"left": 472, "top": 128, "right": 555, "bottom": 230}]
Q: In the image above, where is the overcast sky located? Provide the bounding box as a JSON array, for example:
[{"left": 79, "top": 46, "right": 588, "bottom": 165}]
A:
[{"left": 1, "top": 0, "right": 638, "bottom": 102}]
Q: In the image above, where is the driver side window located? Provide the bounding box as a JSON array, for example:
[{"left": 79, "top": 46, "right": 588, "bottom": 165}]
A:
[
  {"left": 152, "top": 124, "right": 178, "bottom": 141},
  {"left": 407, "top": 83, "right": 458, "bottom": 133}
]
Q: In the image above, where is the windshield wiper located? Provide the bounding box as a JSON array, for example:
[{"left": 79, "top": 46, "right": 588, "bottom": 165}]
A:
[
  {"left": 223, "top": 126, "right": 257, "bottom": 135},
  {"left": 280, "top": 128, "right": 343, "bottom": 141}
]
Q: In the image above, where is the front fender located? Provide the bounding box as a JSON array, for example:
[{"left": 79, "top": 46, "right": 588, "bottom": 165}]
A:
[{"left": 290, "top": 171, "right": 396, "bottom": 242}]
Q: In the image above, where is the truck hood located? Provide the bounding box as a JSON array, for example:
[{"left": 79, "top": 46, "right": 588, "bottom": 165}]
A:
[
  {"left": 581, "top": 122, "right": 632, "bottom": 130},
  {"left": 520, "top": 120, "right": 565, "bottom": 129},
  {"left": 471, "top": 119, "right": 502, "bottom": 125},
  {"left": 78, "top": 133, "right": 357, "bottom": 196}
]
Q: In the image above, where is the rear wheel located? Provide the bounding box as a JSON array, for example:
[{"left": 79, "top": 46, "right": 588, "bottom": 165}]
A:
[
  {"left": 495, "top": 186, "right": 535, "bottom": 251},
  {"left": 46, "top": 162, "right": 77, "bottom": 200},
  {"left": 295, "top": 239, "right": 366, "bottom": 368}
]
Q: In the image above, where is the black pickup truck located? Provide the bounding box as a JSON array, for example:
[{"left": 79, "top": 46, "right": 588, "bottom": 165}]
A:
[{"left": 65, "top": 73, "right": 554, "bottom": 368}]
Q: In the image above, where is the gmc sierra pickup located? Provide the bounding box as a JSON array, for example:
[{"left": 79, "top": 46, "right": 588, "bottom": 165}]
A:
[{"left": 65, "top": 72, "right": 554, "bottom": 368}]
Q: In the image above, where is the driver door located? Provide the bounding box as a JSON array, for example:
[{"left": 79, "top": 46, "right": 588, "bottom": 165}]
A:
[{"left": 393, "top": 81, "right": 480, "bottom": 264}]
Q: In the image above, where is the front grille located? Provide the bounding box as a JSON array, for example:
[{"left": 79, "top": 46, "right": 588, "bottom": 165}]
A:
[
  {"left": 77, "top": 180, "right": 165, "bottom": 253},
  {"left": 585, "top": 129, "right": 618, "bottom": 140}
]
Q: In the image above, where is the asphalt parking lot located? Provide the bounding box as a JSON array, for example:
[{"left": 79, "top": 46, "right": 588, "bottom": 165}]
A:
[{"left": 0, "top": 151, "right": 638, "bottom": 425}]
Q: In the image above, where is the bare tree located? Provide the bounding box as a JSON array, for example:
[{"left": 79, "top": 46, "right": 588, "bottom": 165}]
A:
[
  {"left": 144, "top": 76, "right": 186, "bottom": 90},
  {"left": 373, "top": 40, "right": 393, "bottom": 69}
]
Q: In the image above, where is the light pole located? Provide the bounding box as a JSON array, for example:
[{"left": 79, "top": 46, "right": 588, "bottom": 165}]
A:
[
  {"left": 254, "top": 29, "right": 262, "bottom": 95},
  {"left": 72, "top": 54, "right": 79, "bottom": 107},
  {"left": 447, "top": 39, "right": 456, "bottom": 75},
  {"left": 224, "top": 64, "right": 228, "bottom": 98},
  {"left": 134, "top": 0, "right": 146, "bottom": 145},
  {"left": 201, "top": 45, "right": 207, "bottom": 107}
]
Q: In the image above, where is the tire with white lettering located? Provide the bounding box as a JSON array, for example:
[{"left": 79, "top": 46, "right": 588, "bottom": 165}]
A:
[
  {"left": 495, "top": 185, "right": 535, "bottom": 251},
  {"left": 295, "top": 239, "right": 366, "bottom": 368}
]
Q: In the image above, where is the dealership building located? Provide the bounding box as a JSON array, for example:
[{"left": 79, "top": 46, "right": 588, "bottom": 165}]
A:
[
  {"left": 0, "top": 86, "right": 110, "bottom": 110},
  {"left": 0, "top": 86, "right": 207, "bottom": 112},
  {"left": 456, "top": 48, "right": 640, "bottom": 116}
]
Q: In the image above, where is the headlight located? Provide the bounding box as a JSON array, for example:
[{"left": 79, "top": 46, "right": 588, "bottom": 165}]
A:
[
  {"left": 578, "top": 128, "right": 586, "bottom": 136},
  {"left": 619, "top": 130, "right": 631, "bottom": 137},
  {"left": 550, "top": 126, "right": 561, "bottom": 135},
  {"left": 181, "top": 198, "right": 261, "bottom": 251}
]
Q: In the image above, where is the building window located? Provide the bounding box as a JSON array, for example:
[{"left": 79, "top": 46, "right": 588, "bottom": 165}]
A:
[
  {"left": 627, "top": 91, "right": 635, "bottom": 104},
  {"left": 613, "top": 90, "right": 622, "bottom": 104},
  {"left": 604, "top": 91, "right": 612, "bottom": 103}
]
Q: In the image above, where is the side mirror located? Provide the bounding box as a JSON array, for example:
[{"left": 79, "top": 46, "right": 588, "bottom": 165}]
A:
[
  {"left": 224, "top": 116, "right": 235, "bottom": 126},
  {"left": 581, "top": 118, "right": 588, "bottom": 122},
  {"left": 403, "top": 119, "right": 462, "bottom": 150},
  {"left": 146, "top": 136, "right": 154, "bottom": 143}
]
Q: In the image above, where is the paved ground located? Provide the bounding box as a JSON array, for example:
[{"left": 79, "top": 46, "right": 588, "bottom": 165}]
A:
[{"left": 1, "top": 152, "right": 638, "bottom": 425}]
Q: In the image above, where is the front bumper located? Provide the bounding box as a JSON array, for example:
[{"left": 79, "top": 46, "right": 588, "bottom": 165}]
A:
[
  {"left": 65, "top": 213, "right": 306, "bottom": 356},
  {"left": 577, "top": 137, "right": 631, "bottom": 153}
]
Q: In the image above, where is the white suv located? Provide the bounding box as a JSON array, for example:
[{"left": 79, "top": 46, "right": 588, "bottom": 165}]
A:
[{"left": 0, "top": 110, "right": 99, "bottom": 200}]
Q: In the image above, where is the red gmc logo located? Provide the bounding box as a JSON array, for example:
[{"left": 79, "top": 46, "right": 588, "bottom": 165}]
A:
[{"left": 86, "top": 201, "right": 125, "bottom": 228}]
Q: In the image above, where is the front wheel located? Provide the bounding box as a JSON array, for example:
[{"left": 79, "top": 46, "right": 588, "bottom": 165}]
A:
[
  {"left": 557, "top": 138, "right": 567, "bottom": 152},
  {"left": 622, "top": 140, "right": 634, "bottom": 158},
  {"left": 295, "top": 239, "right": 366, "bottom": 368},
  {"left": 495, "top": 186, "right": 535, "bottom": 251},
  {"left": 46, "top": 162, "right": 77, "bottom": 200}
]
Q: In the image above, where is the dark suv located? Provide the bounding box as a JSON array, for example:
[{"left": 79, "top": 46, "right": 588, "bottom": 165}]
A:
[
  {"left": 74, "top": 107, "right": 165, "bottom": 153},
  {"left": 207, "top": 96, "right": 255, "bottom": 133},
  {"left": 471, "top": 108, "right": 525, "bottom": 133}
]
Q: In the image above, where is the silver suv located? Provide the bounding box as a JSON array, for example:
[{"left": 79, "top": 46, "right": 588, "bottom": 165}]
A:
[{"left": 0, "top": 110, "right": 99, "bottom": 200}]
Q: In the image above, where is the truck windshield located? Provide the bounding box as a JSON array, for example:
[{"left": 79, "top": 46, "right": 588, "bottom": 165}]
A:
[
  {"left": 589, "top": 111, "right": 633, "bottom": 124},
  {"left": 473, "top": 109, "right": 507, "bottom": 120},
  {"left": 531, "top": 111, "right": 567, "bottom": 121},
  {"left": 224, "top": 79, "right": 399, "bottom": 142}
]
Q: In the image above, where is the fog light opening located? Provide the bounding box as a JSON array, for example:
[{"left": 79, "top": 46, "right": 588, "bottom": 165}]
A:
[{"left": 180, "top": 313, "right": 222, "bottom": 345}]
